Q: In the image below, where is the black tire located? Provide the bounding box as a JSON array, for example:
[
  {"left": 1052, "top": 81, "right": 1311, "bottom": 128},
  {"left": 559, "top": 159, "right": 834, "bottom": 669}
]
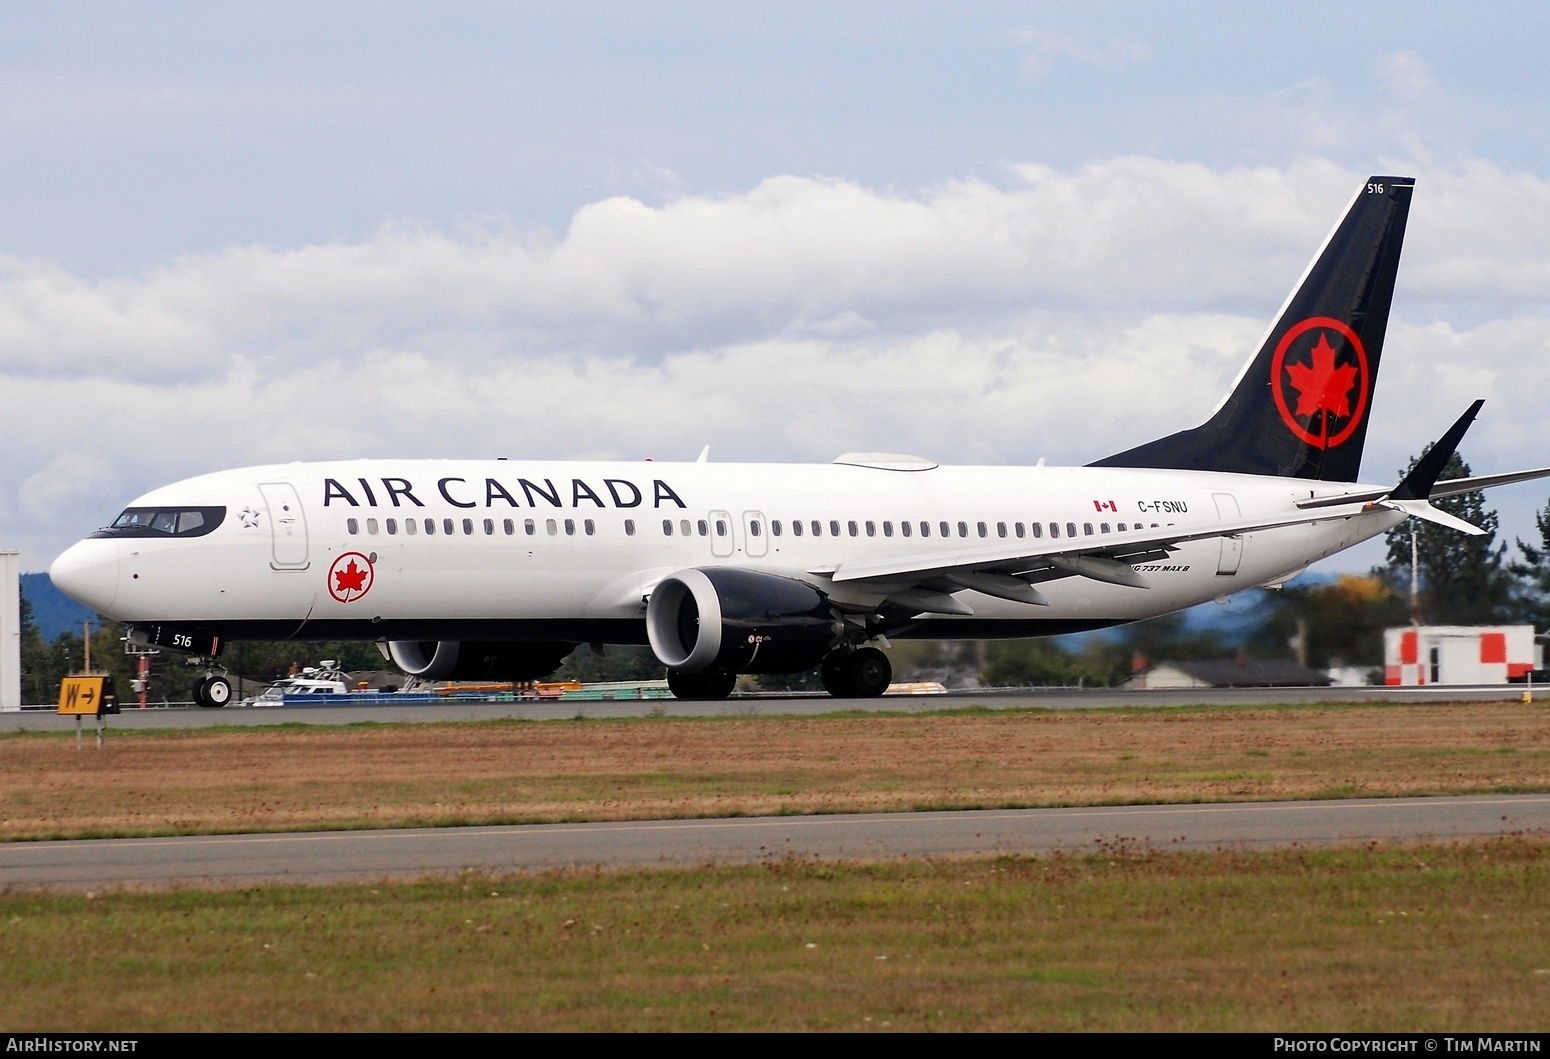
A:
[
  {"left": 668, "top": 668, "right": 737, "bottom": 700},
  {"left": 845, "top": 648, "right": 892, "bottom": 698},
  {"left": 192, "top": 675, "right": 212, "bottom": 708},
  {"left": 204, "top": 676, "right": 232, "bottom": 708},
  {"left": 820, "top": 652, "right": 851, "bottom": 697}
]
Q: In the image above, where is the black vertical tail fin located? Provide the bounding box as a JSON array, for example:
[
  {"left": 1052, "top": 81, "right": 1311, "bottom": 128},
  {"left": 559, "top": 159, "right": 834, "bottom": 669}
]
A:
[{"left": 1092, "top": 176, "right": 1414, "bottom": 482}]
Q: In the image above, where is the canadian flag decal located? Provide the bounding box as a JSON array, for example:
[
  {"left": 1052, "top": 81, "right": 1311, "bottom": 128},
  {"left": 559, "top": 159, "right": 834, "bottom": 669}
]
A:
[{"left": 1093, "top": 500, "right": 1117, "bottom": 512}]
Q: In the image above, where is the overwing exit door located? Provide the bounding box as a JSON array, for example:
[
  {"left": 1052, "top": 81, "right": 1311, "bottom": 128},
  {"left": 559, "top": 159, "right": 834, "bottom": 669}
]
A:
[
  {"left": 709, "top": 510, "right": 734, "bottom": 558},
  {"left": 743, "top": 511, "right": 768, "bottom": 557}
]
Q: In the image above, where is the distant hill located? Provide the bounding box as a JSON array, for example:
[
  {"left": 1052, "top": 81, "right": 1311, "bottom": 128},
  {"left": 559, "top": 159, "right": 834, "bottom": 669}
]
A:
[{"left": 21, "top": 573, "right": 97, "bottom": 641}]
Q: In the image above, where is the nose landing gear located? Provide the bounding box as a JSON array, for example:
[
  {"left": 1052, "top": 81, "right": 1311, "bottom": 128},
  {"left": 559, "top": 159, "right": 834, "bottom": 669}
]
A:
[{"left": 192, "top": 672, "right": 232, "bottom": 708}]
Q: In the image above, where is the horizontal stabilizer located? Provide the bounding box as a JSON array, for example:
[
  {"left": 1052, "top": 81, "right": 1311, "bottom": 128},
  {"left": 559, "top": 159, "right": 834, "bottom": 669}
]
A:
[
  {"left": 1382, "top": 498, "right": 1486, "bottom": 536},
  {"left": 1430, "top": 465, "right": 1550, "bottom": 499}
]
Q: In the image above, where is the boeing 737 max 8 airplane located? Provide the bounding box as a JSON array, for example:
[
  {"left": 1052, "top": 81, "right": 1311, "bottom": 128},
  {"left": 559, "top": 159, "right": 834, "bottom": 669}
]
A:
[{"left": 49, "top": 176, "right": 1550, "bottom": 703}]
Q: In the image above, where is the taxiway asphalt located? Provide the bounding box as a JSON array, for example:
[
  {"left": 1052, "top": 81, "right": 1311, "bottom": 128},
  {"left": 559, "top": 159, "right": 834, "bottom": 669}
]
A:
[{"left": 3, "top": 794, "right": 1546, "bottom": 890}]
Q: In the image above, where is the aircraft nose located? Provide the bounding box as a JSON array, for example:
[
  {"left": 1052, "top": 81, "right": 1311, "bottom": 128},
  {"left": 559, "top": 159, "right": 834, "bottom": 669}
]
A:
[{"left": 49, "top": 540, "right": 120, "bottom": 614}]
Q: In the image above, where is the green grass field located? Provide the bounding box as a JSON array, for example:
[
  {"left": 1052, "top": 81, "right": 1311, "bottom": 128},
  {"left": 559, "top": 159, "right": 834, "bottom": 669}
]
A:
[{"left": 3, "top": 839, "right": 1547, "bottom": 1031}]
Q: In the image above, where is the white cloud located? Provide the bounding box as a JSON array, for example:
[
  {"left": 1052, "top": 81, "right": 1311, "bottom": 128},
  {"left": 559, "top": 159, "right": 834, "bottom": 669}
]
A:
[
  {"left": 5, "top": 155, "right": 1550, "bottom": 569},
  {"left": 1012, "top": 27, "right": 1151, "bottom": 79}
]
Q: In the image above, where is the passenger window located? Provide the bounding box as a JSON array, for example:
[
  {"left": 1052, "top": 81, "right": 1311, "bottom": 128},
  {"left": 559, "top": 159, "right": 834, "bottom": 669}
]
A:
[
  {"left": 974, "top": 522, "right": 985, "bottom": 537},
  {"left": 772, "top": 520, "right": 782, "bottom": 537},
  {"left": 920, "top": 521, "right": 930, "bottom": 537},
  {"left": 366, "top": 518, "right": 379, "bottom": 535},
  {"left": 504, "top": 519, "right": 515, "bottom": 535},
  {"left": 386, "top": 518, "right": 398, "bottom": 535},
  {"left": 443, "top": 518, "right": 455, "bottom": 535},
  {"left": 584, "top": 519, "right": 595, "bottom": 535},
  {"left": 1049, "top": 523, "right": 1059, "bottom": 539},
  {"left": 1015, "top": 522, "right": 1025, "bottom": 538},
  {"left": 347, "top": 518, "right": 359, "bottom": 535},
  {"left": 865, "top": 521, "right": 875, "bottom": 537},
  {"left": 680, "top": 519, "right": 692, "bottom": 536},
  {"left": 1118, "top": 522, "right": 1127, "bottom": 531},
  {"left": 792, "top": 520, "right": 803, "bottom": 537},
  {"left": 547, "top": 519, "right": 558, "bottom": 536},
  {"left": 484, "top": 518, "right": 494, "bottom": 535},
  {"left": 1151, "top": 522, "right": 1159, "bottom": 528},
  {"left": 463, "top": 518, "right": 474, "bottom": 535},
  {"left": 405, "top": 518, "right": 417, "bottom": 536},
  {"left": 751, "top": 521, "right": 762, "bottom": 537},
  {"left": 900, "top": 521, "right": 910, "bottom": 537},
  {"left": 716, "top": 519, "right": 727, "bottom": 536},
  {"left": 698, "top": 520, "right": 708, "bottom": 536},
  {"left": 564, "top": 519, "right": 576, "bottom": 535},
  {"left": 1030, "top": 522, "right": 1042, "bottom": 539},
  {"left": 848, "top": 521, "right": 858, "bottom": 537},
  {"left": 1067, "top": 522, "right": 1078, "bottom": 537},
  {"left": 525, "top": 519, "right": 536, "bottom": 535},
  {"left": 425, "top": 518, "right": 436, "bottom": 535},
  {"left": 624, "top": 519, "right": 635, "bottom": 536},
  {"left": 997, "top": 522, "right": 1007, "bottom": 538},
  {"left": 1100, "top": 523, "right": 1110, "bottom": 533},
  {"left": 939, "top": 521, "right": 950, "bottom": 537},
  {"left": 830, "top": 520, "right": 840, "bottom": 536},
  {"left": 957, "top": 521, "right": 968, "bottom": 538},
  {"left": 663, "top": 519, "right": 673, "bottom": 535}
]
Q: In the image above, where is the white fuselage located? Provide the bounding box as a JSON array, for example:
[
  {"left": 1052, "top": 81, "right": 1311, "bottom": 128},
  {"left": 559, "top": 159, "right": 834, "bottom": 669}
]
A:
[{"left": 50, "top": 457, "right": 1402, "bottom": 643}]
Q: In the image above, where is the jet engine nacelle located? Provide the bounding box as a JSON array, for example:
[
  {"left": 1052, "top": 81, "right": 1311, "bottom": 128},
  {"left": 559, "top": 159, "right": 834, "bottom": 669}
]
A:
[
  {"left": 646, "top": 568, "right": 839, "bottom": 675},
  {"left": 387, "top": 640, "right": 576, "bottom": 681}
]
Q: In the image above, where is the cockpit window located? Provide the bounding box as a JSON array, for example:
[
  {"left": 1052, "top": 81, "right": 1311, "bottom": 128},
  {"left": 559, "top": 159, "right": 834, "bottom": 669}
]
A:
[{"left": 92, "top": 507, "right": 226, "bottom": 539}]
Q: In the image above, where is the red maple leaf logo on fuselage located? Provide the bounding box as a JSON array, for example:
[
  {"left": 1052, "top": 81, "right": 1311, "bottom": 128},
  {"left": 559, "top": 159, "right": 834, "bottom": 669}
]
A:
[
  {"left": 334, "top": 560, "right": 368, "bottom": 594},
  {"left": 1285, "top": 332, "right": 1357, "bottom": 425}
]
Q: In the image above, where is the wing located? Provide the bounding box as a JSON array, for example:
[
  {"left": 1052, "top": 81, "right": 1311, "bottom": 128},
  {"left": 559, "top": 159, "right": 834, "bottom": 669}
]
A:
[{"left": 816, "top": 506, "right": 1378, "bottom": 614}]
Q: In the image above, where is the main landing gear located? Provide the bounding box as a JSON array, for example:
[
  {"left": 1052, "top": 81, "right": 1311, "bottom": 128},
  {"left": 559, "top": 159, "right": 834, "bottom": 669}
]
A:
[
  {"left": 820, "top": 647, "right": 892, "bottom": 699},
  {"left": 666, "top": 649, "right": 893, "bottom": 701}
]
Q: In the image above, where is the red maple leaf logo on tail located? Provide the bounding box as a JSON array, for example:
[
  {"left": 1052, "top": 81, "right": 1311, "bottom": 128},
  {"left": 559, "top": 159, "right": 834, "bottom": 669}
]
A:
[
  {"left": 334, "top": 559, "right": 368, "bottom": 594},
  {"left": 1285, "top": 333, "right": 1358, "bottom": 421}
]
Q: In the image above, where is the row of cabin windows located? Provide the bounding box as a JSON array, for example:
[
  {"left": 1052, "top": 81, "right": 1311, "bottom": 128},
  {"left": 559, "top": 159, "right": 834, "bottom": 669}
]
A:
[
  {"left": 667, "top": 518, "right": 1157, "bottom": 539},
  {"left": 346, "top": 515, "right": 1162, "bottom": 541},
  {"left": 347, "top": 516, "right": 601, "bottom": 537}
]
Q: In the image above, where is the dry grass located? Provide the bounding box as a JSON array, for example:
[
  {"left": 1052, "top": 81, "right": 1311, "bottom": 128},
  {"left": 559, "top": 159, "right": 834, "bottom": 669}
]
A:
[
  {"left": 1, "top": 839, "right": 1546, "bottom": 1031},
  {"left": 1, "top": 703, "right": 1548, "bottom": 839}
]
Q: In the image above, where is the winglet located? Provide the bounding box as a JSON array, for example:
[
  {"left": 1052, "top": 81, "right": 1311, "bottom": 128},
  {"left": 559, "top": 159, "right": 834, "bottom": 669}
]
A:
[{"left": 1390, "top": 400, "right": 1485, "bottom": 501}]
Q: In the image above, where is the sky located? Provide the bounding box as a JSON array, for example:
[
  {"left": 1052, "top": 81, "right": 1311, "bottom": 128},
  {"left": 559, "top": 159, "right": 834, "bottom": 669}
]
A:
[{"left": 5, "top": 1, "right": 1550, "bottom": 576}]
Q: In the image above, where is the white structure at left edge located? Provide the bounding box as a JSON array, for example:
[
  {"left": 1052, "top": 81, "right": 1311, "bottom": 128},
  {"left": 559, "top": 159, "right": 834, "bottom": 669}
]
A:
[
  {"left": 1384, "top": 625, "right": 1540, "bottom": 686},
  {"left": 0, "top": 551, "right": 19, "bottom": 709}
]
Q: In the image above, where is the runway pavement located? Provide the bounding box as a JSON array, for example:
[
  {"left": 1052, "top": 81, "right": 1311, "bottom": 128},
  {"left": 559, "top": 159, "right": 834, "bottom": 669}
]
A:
[
  {"left": 3, "top": 794, "right": 1546, "bottom": 890},
  {"left": 0, "top": 683, "right": 1536, "bottom": 731}
]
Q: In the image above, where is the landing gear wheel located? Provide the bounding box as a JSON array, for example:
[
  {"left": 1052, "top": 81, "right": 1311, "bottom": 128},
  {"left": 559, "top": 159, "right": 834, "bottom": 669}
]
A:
[
  {"left": 667, "top": 668, "right": 737, "bottom": 701},
  {"left": 845, "top": 648, "right": 892, "bottom": 698},
  {"left": 191, "top": 675, "right": 211, "bottom": 707},
  {"left": 820, "top": 652, "right": 851, "bottom": 697},
  {"left": 203, "top": 676, "right": 232, "bottom": 708}
]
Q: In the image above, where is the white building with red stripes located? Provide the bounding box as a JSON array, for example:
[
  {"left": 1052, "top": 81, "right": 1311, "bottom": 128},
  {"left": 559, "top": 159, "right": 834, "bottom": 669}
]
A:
[{"left": 1384, "top": 625, "right": 1540, "bottom": 686}]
